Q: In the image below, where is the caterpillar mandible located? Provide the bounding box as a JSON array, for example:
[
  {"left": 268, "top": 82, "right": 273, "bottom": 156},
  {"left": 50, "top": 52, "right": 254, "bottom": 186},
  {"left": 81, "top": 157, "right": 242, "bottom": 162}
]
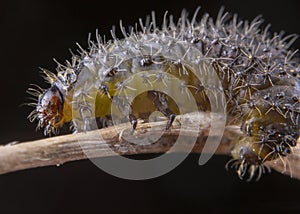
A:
[{"left": 27, "top": 7, "right": 300, "bottom": 181}]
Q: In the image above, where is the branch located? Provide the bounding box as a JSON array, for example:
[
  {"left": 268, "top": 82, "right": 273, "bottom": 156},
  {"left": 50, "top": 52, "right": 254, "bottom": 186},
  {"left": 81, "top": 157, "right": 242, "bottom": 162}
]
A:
[
  {"left": 0, "top": 112, "right": 299, "bottom": 180},
  {"left": 265, "top": 144, "right": 300, "bottom": 180}
]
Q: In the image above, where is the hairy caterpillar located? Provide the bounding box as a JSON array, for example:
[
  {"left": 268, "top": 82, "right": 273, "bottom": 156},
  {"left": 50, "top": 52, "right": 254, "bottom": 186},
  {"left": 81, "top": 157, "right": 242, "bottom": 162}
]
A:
[{"left": 27, "top": 7, "right": 300, "bottom": 181}]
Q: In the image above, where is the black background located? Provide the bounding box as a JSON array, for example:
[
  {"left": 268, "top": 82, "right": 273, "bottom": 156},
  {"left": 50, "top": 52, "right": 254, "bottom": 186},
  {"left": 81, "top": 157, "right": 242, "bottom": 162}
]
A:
[{"left": 1, "top": 0, "right": 300, "bottom": 213}]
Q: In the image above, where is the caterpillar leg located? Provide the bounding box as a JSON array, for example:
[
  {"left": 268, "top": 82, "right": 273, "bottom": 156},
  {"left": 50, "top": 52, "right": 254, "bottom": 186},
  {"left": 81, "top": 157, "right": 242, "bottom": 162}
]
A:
[
  {"left": 147, "top": 90, "right": 176, "bottom": 130},
  {"left": 96, "top": 115, "right": 113, "bottom": 128},
  {"left": 129, "top": 113, "right": 137, "bottom": 130}
]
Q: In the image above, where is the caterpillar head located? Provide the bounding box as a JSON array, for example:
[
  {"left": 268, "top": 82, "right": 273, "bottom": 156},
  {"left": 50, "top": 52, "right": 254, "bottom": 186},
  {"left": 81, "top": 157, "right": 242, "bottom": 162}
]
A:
[
  {"left": 27, "top": 66, "right": 76, "bottom": 135},
  {"left": 35, "top": 85, "right": 65, "bottom": 135}
]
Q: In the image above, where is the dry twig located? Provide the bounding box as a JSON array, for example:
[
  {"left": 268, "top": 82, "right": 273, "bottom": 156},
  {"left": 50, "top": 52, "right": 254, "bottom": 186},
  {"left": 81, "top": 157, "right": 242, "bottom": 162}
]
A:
[{"left": 0, "top": 112, "right": 299, "bottom": 180}]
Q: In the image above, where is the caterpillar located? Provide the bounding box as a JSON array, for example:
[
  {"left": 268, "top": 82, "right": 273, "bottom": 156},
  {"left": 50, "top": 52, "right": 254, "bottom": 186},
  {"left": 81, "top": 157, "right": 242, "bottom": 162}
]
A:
[{"left": 27, "top": 7, "right": 300, "bottom": 181}]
